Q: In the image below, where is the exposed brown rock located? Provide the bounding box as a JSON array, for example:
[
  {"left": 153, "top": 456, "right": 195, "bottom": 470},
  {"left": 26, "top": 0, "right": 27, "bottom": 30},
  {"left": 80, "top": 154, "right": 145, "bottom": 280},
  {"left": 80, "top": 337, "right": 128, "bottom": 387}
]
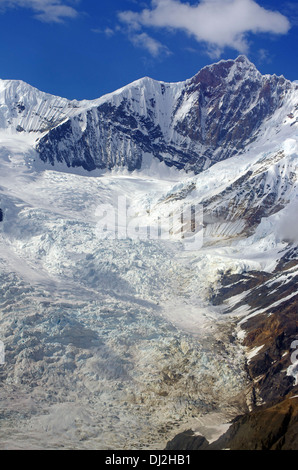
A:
[
  {"left": 165, "top": 394, "right": 298, "bottom": 450},
  {"left": 208, "top": 394, "right": 298, "bottom": 450},
  {"left": 165, "top": 429, "right": 209, "bottom": 450}
]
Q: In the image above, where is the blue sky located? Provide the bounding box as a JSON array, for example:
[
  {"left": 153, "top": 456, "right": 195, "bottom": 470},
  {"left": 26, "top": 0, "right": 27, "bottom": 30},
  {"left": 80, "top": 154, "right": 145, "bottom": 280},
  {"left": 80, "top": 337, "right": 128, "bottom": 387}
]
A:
[{"left": 0, "top": 0, "right": 297, "bottom": 100}]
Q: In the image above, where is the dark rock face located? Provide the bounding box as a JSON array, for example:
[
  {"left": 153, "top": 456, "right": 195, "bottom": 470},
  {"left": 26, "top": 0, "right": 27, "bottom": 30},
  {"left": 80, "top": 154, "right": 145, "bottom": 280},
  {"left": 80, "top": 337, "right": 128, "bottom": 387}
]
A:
[
  {"left": 242, "top": 299, "right": 297, "bottom": 404},
  {"left": 175, "top": 57, "right": 290, "bottom": 164},
  {"left": 209, "top": 249, "right": 298, "bottom": 407},
  {"left": 165, "top": 429, "right": 209, "bottom": 450},
  {"left": 165, "top": 395, "right": 298, "bottom": 450},
  {"left": 207, "top": 395, "right": 298, "bottom": 450},
  {"left": 36, "top": 56, "right": 293, "bottom": 173},
  {"left": 165, "top": 389, "right": 298, "bottom": 451}
]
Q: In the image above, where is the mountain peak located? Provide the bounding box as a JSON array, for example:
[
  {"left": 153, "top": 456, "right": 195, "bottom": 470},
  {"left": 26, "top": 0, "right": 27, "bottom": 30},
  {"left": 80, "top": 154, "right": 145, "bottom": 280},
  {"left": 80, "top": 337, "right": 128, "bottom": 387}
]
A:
[
  {"left": 213, "top": 54, "right": 258, "bottom": 74},
  {"left": 234, "top": 54, "right": 254, "bottom": 65},
  {"left": 189, "top": 55, "right": 260, "bottom": 89},
  {"left": 233, "top": 54, "right": 260, "bottom": 73}
]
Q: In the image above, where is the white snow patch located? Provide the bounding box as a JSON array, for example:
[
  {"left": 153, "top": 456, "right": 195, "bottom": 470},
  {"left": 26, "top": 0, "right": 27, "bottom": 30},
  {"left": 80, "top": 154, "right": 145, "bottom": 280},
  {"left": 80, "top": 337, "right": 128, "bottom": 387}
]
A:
[{"left": 246, "top": 345, "right": 265, "bottom": 363}]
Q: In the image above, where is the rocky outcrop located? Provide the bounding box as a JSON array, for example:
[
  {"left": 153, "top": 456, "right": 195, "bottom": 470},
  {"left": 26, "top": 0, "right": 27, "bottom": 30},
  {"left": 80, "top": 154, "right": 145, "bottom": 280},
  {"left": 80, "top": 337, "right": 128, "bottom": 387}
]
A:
[
  {"left": 212, "top": 250, "right": 298, "bottom": 405},
  {"left": 166, "top": 393, "right": 298, "bottom": 450},
  {"left": 165, "top": 429, "right": 209, "bottom": 450},
  {"left": 165, "top": 389, "right": 298, "bottom": 451},
  {"left": 207, "top": 394, "right": 298, "bottom": 450}
]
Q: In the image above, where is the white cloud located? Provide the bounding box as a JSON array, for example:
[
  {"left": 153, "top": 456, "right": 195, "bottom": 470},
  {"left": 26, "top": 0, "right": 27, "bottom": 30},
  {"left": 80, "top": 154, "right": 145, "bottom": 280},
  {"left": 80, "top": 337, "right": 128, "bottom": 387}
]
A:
[
  {"left": 257, "top": 48, "right": 272, "bottom": 64},
  {"left": 104, "top": 27, "right": 115, "bottom": 37},
  {"left": 119, "top": 0, "right": 291, "bottom": 57},
  {"left": 0, "top": 0, "right": 79, "bottom": 23},
  {"left": 91, "top": 27, "right": 115, "bottom": 37},
  {"left": 130, "top": 32, "right": 171, "bottom": 57}
]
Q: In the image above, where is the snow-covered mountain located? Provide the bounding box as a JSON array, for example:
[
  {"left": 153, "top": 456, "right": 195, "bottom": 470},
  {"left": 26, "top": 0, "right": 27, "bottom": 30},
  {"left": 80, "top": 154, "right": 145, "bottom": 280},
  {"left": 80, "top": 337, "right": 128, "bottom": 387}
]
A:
[
  {"left": 0, "top": 56, "right": 297, "bottom": 450},
  {"left": 1, "top": 55, "right": 296, "bottom": 173},
  {"left": 35, "top": 56, "right": 294, "bottom": 173}
]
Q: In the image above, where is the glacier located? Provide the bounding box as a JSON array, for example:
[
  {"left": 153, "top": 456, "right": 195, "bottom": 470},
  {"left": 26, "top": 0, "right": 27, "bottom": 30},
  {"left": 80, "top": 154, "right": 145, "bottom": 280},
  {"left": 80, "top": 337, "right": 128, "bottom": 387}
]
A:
[{"left": 0, "top": 56, "right": 297, "bottom": 449}]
